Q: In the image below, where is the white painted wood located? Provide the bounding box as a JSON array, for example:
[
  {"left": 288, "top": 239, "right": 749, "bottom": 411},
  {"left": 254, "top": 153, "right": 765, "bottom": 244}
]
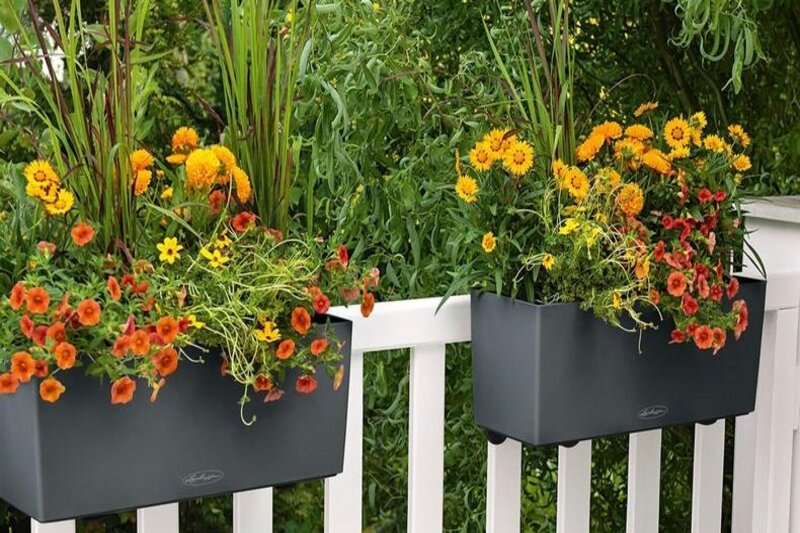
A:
[
  {"left": 325, "top": 349, "right": 364, "bottom": 533},
  {"left": 486, "top": 439, "right": 522, "bottom": 533},
  {"left": 556, "top": 440, "right": 591, "bottom": 533},
  {"left": 626, "top": 430, "right": 662, "bottom": 533},
  {"left": 691, "top": 420, "right": 726, "bottom": 533},
  {"left": 407, "top": 343, "right": 446, "bottom": 532},
  {"left": 233, "top": 488, "right": 273, "bottom": 533},
  {"left": 732, "top": 412, "right": 757, "bottom": 533},
  {"left": 31, "top": 520, "right": 75, "bottom": 533},
  {"left": 137, "top": 503, "right": 179, "bottom": 533}
]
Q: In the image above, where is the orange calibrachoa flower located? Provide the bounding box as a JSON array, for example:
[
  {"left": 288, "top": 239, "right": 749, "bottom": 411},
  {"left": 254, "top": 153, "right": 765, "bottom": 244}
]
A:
[
  {"left": 296, "top": 375, "right": 318, "bottom": 394},
  {"left": 310, "top": 338, "right": 329, "bottom": 356},
  {"left": 19, "top": 315, "right": 34, "bottom": 338},
  {"left": 0, "top": 374, "right": 19, "bottom": 394},
  {"left": 11, "top": 351, "right": 36, "bottom": 383},
  {"left": 253, "top": 375, "right": 272, "bottom": 392},
  {"left": 25, "top": 287, "right": 50, "bottom": 315},
  {"left": 53, "top": 342, "right": 77, "bottom": 370},
  {"left": 112, "top": 336, "right": 131, "bottom": 358},
  {"left": 152, "top": 348, "right": 179, "bottom": 377},
  {"left": 667, "top": 271, "right": 687, "bottom": 297},
  {"left": 130, "top": 330, "right": 151, "bottom": 357},
  {"left": 9, "top": 282, "right": 25, "bottom": 310},
  {"left": 231, "top": 211, "right": 257, "bottom": 232},
  {"left": 276, "top": 340, "right": 296, "bottom": 360},
  {"left": 361, "top": 292, "right": 376, "bottom": 318},
  {"left": 77, "top": 299, "right": 101, "bottom": 326},
  {"left": 70, "top": 222, "right": 95, "bottom": 247},
  {"left": 107, "top": 276, "right": 122, "bottom": 301},
  {"left": 312, "top": 293, "right": 331, "bottom": 315},
  {"left": 291, "top": 307, "right": 311, "bottom": 335},
  {"left": 34, "top": 359, "right": 48, "bottom": 378},
  {"left": 156, "top": 316, "right": 180, "bottom": 344},
  {"left": 693, "top": 325, "right": 714, "bottom": 350},
  {"left": 47, "top": 321, "right": 67, "bottom": 343},
  {"left": 111, "top": 377, "right": 137, "bottom": 405},
  {"left": 39, "top": 378, "right": 66, "bottom": 403}
]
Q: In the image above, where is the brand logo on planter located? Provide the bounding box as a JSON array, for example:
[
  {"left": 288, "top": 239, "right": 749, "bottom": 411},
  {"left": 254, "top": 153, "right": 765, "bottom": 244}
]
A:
[
  {"left": 181, "top": 470, "right": 225, "bottom": 488},
  {"left": 637, "top": 405, "right": 669, "bottom": 420}
]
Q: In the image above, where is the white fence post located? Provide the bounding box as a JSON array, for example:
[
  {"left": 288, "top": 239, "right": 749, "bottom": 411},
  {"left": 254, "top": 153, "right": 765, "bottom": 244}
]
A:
[
  {"left": 234, "top": 488, "right": 273, "bottom": 533},
  {"left": 626, "top": 430, "right": 662, "bottom": 533},
  {"left": 137, "top": 503, "right": 179, "bottom": 533},
  {"left": 31, "top": 520, "right": 75, "bottom": 533},
  {"left": 486, "top": 439, "right": 522, "bottom": 533},
  {"left": 556, "top": 441, "right": 592, "bottom": 533},
  {"left": 691, "top": 420, "right": 726, "bottom": 533}
]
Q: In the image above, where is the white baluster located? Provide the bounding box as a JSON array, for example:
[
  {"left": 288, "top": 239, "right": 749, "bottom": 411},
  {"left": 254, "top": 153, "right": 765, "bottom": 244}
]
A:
[
  {"left": 486, "top": 439, "right": 522, "bottom": 533},
  {"left": 137, "top": 503, "right": 179, "bottom": 533},
  {"left": 31, "top": 520, "right": 75, "bottom": 533},
  {"left": 556, "top": 440, "right": 592, "bottom": 533},
  {"left": 626, "top": 430, "right": 662, "bottom": 533},
  {"left": 234, "top": 488, "right": 273, "bottom": 533},
  {"left": 691, "top": 420, "right": 726, "bottom": 533}
]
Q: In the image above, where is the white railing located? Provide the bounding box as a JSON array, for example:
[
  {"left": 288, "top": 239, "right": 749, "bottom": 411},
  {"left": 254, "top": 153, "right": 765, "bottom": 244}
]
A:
[{"left": 29, "top": 197, "right": 800, "bottom": 533}]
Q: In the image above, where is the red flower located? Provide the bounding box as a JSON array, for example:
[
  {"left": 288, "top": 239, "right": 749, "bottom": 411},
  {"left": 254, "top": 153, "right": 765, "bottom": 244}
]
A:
[
  {"left": 296, "top": 375, "right": 318, "bottom": 394},
  {"left": 710, "top": 285, "right": 723, "bottom": 302},
  {"left": 654, "top": 241, "right": 666, "bottom": 262},
  {"left": 107, "top": 276, "right": 122, "bottom": 301},
  {"left": 208, "top": 190, "right": 227, "bottom": 216},
  {"left": 111, "top": 377, "right": 136, "bottom": 405},
  {"left": 276, "top": 340, "right": 296, "bottom": 360},
  {"left": 19, "top": 315, "right": 34, "bottom": 338},
  {"left": 36, "top": 241, "right": 57, "bottom": 255},
  {"left": 70, "top": 222, "right": 95, "bottom": 247},
  {"left": 712, "top": 327, "right": 727, "bottom": 355},
  {"left": 697, "top": 275, "right": 710, "bottom": 299},
  {"left": 33, "top": 359, "right": 48, "bottom": 378},
  {"left": 9, "top": 282, "right": 25, "bottom": 310},
  {"left": 667, "top": 271, "right": 687, "bottom": 297},
  {"left": 727, "top": 278, "right": 740, "bottom": 300},
  {"left": 47, "top": 321, "right": 67, "bottom": 344},
  {"left": 693, "top": 325, "right": 714, "bottom": 350},
  {"left": 338, "top": 245, "right": 349, "bottom": 268},
  {"left": 32, "top": 326, "right": 48, "bottom": 347},
  {"left": 662, "top": 215, "right": 675, "bottom": 230},
  {"left": 697, "top": 188, "right": 713, "bottom": 204},
  {"left": 312, "top": 293, "right": 331, "bottom": 315},
  {"left": 681, "top": 293, "right": 699, "bottom": 316},
  {"left": 670, "top": 329, "right": 686, "bottom": 344},
  {"left": 714, "top": 191, "right": 727, "bottom": 202},
  {"left": 307, "top": 286, "right": 322, "bottom": 299},
  {"left": 253, "top": 375, "right": 273, "bottom": 392},
  {"left": 361, "top": 292, "right": 376, "bottom": 318},
  {"left": 0, "top": 373, "right": 19, "bottom": 395},
  {"left": 310, "top": 338, "right": 329, "bottom": 356},
  {"left": 121, "top": 274, "right": 136, "bottom": 287},
  {"left": 291, "top": 307, "right": 312, "bottom": 335},
  {"left": 733, "top": 300, "right": 749, "bottom": 340},
  {"left": 112, "top": 336, "right": 131, "bottom": 358},
  {"left": 231, "top": 212, "right": 257, "bottom": 232},
  {"left": 341, "top": 286, "right": 360, "bottom": 302}
]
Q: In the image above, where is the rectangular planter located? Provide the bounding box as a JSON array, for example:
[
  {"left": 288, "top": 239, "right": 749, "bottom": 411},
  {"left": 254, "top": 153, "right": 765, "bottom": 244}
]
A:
[
  {"left": 0, "top": 317, "right": 352, "bottom": 523},
  {"left": 471, "top": 278, "right": 767, "bottom": 446}
]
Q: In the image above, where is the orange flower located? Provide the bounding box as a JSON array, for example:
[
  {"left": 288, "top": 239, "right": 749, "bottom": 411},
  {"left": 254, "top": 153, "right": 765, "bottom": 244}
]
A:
[
  {"left": 312, "top": 293, "right": 331, "bottom": 315},
  {"left": 0, "top": 373, "right": 19, "bottom": 394},
  {"left": 130, "top": 330, "right": 151, "bottom": 356},
  {"left": 296, "top": 375, "right": 318, "bottom": 394},
  {"left": 19, "top": 315, "right": 34, "bottom": 338},
  {"left": 11, "top": 351, "right": 36, "bottom": 383},
  {"left": 693, "top": 325, "right": 714, "bottom": 350},
  {"left": 361, "top": 292, "right": 376, "bottom": 318},
  {"left": 77, "top": 299, "right": 101, "bottom": 326},
  {"left": 734, "top": 300, "right": 749, "bottom": 340},
  {"left": 208, "top": 190, "right": 227, "bottom": 216},
  {"left": 712, "top": 327, "right": 727, "bottom": 355},
  {"left": 9, "top": 282, "right": 25, "bottom": 310},
  {"left": 231, "top": 211, "right": 257, "bottom": 232},
  {"left": 253, "top": 375, "right": 273, "bottom": 392},
  {"left": 36, "top": 241, "right": 57, "bottom": 255},
  {"left": 107, "top": 276, "right": 122, "bottom": 301},
  {"left": 32, "top": 325, "right": 48, "bottom": 347},
  {"left": 34, "top": 359, "right": 48, "bottom": 378},
  {"left": 156, "top": 316, "right": 180, "bottom": 344},
  {"left": 70, "top": 222, "right": 95, "bottom": 247},
  {"left": 25, "top": 287, "right": 50, "bottom": 315},
  {"left": 667, "top": 271, "right": 687, "bottom": 297},
  {"left": 152, "top": 347, "right": 179, "bottom": 377},
  {"left": 39, "top": 378, "right": 66, "bottom": 403},
  {"left": 310, "top": 338, "right": 328, "bottom": 356},
  {"left": 291, "top": 307, "right": 312, "bottom": 335},
  {"left": 47, "top": 321, "right": 67, "bottom": 344},
  {"left": 112, "top": 336, "right": 131, "bottom": 358},
  {"left": 53, "top": 342, "right": 77, "bottom": 369},
  {"left": 276, "top": 340, "right": 296, "bottom": 360},
  {"left": 111, "top": 377, "right": 136, "bottom": 405}
]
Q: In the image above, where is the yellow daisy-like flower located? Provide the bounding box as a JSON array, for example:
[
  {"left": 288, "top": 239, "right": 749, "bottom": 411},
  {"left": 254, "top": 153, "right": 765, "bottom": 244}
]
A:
[
  {"left": 483, "top": 128, "right": 512, "bottom": 161},
  {"left": 591, "top": 121, "right": 623, "bottom": 141},
  {"left": 24, "top": 160, "right": 59, "bottom": 186},
  {"left": 732, "top": 154, "right": 752, "bottom": 172},
  {"left": 703, "top": 134, "right": 726, "bottom": 153},
  {"left": 44, "top": 189, "right": 74, "bottom": 216},
  {"left": 160, "top": 186, "right": 174, "bottom": 200},
  {"left": 668, "top": 146, "right": 691, "bottom": 160},
  {"left": 614, "top": 138, "right": 645, "bottom": 169},
  {"left": 576, "top": 133, "right": 605, "bottom": 162},
  {"left": 559, "top": 218, "right": 580, "bottom": 235},
  {"left": 469, "top": 141, "right": 494, "bottom": 172},
  {"left": 187, "top": 314, "right": 206, "bottom": 329},
  {"left": 214, "top": 233, "right": 233, "bottom": 249},
  {"left": 134, "top": 169, "right": 152, "bottom": 196},
  {"left": 167, "top": 153, "right": 188, "bottom": 166},
  {"left": 129, "top": 149, "right": 154, "bottom": 173},
  {"left": 641, "top": 149, "right": 671, "bottom": 175},
  {"left": 624, "top": 124, "right": 653, "bottom": 141},
  {"left": 157, "top": 237, "right": 183, "bottom": 265},
  {"left": 664, "top": 117, "right": 692, "bottom": 148},
  {"left": 728, "top": 124, "right": 751, "bottom": 147},
  {"left": 185, "top": 149, "right": 222, "bottom": 190},
  {"left": 254, "top": 320, "right": 281, "bottom": 343},
  {"left": 634, "top": 101, "right": 658, "bottom": 118},
  {"left": 481, "top": 231, "right": 497, "bottom": 253},
  {"left": 617, "top": 183, "right": 644, "bottom": 217},
  {"left": 26, "top": 180, "right": 58, "bottom": 203},
  {"left": 542, "top": 253, "right": 555, "bottom": 271},
  {"left": 172, "top": 127, "right": 200, "bottom": 155},
  {"left": 232, "top": 167, "right": 252, "bottom": 203},
  {"left": 455, "top": 175, "right": 478, "bottom": 203},
  {"left": 691, "top": 111, "right": 708, "bottom": 130},
  {"left": 200, "top": 247, "right": 230, "bottom": 268},
  {"left": 502, "top": 140, "right": 534, "bottom": 176},
  {"left": 596, "top": 167, "right": 621, "bottom": 191},
  {"left": 552, "top": 159, "right": 567, "bottom": 183},
  {"left": 211, "top": 145, "right": 237, "bottom": 174},
  {"left": 563, "top": 166, "right": 590, "bottom": 201}
]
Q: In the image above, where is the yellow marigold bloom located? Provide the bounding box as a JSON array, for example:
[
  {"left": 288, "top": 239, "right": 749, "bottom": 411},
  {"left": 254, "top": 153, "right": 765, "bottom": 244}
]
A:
[
  {"left": 641, "top": 149, "right": 671, "bottom": 175},
  {"left": 481, "top": 231, "right": 497, "bottom": 253},
  {"left": 24, "top": 160, "right": 59, "bottom": 186},
  {"left": 157, "top": 237, "right": 183, "bottom": 265},
  {"left": 612, "top": 292, "right": 622, "bottom": 309},
  {"left": 502, "top": 140, "right": 534, "bottom": 176},
  {"left": 552, "top": 159, "right": 567, "bottom": 183},
  {"left": 167, "top": 153, "right": 188, "bottom": 166},
  {"left": 634, "top": 101, "right": 658, "bottom": 118},
  {"left": 469, "top": 141, "right": 494, "bottom": 171},
  {"left": 591, "top": 121, "right": 623, "bottom": 141},
  {"left": 563, "top": 166, "right": 590, "bottom": 201},
  {"left": 617, "top": 183, "right": 644, "bottom": 218},
  {"left": 185, "top": 149, "right": 222, "bottom": 190},
  {"left": 559, "top": 218, "right": 580, "bottom": 235},
  {"left": 732, "top": 154, "right": 752, "bottom": 172},
  {"left": 728, "top": 124, "right": 751, "bottom": 147},
  {"left": 232, "top": 166, "right": 252, "bottom": 203},
  {"left": 691, "top": 111, "right": 708, "bottom": 130},
  {"left": 624, "top": 124, "right": 653, "bottom": 141},
  {"left": 160, "top": 186, "right": 174, "bottom": 200},
  {"left": 596, "top": 167, "right": 621, "bottom": 191},
  {"left": 455, "top": 175, "right": 478, "bottom": 203},
  {"left": 211, "top": 145, "right": 237, "bottom": 175},
  {"left": 254, "top": 321, "right": 281, "bottom": 343},
  {"left": 668, "top": 146, "right": 690, "bottom": 160},
  {"left": 703, "top": 134, "right": 726, "bottom": 153},
  {"left": 635, "top": 257, "right": 650, "bottom": 280},
  {"left": 542, "top": 253, "right": 555, "bottom": 271},
  {"left": 134, "top": 169, "right": 152, "bottom": 196},
  {"left": 483, "top": 128, "right": 511, "bottom": 161},
  {"left": 664, "top": 117, "right": 691, "bottom": 148},
  {"left": 200, "top": 246, "right": 230, "bottom": 268},
  {"left": 576, "top": 133, "right": 605, "bottom": 162},
  {"left": 172, "top": 127, "right": 199, "bottom": 154},
  {"left": 44, "top": 189, "right": 74, "bottom": 216},
  {"left": 129, "top": 149, "right": 154, "bottom": 173},
  {"left": 614, "top": 138, "right": 645, "bottom": 169}
]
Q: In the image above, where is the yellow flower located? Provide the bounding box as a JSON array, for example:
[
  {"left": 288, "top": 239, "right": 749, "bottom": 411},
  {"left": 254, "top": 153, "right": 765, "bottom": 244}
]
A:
[
  {"left": 634, "top": 101, "right": 658, "bottom": 118},
  {"left": 372, "top": 2, "right": 380, "bottom": 12},
  {"left": 664, "top": 117, "right": 692, "bottom": 148},
  {"left": 703, "top": 134, "right": 726, "bottom": 153},
  {"left": 614, "top": 138, "right": 645, "bottom": 169},
  {"left": 542, "top": 253, "right": 555, "bottom": 271},
  {"left": 129, "top": 149, "right": 154, "bottom": 173},
  {"left": 612, "top": 292, "right": 622, "bottom": 309},
  {"left": 585, "top": 226, "right": 602, "bottom": 246},
  {"left": 563, "top": 166, "right": 589, "bottom": 201},
  {"left": 26, "top": 180, "right": 58, "bottom": 203},
  {"left": 200, "top": 247, "right": 230, "bottom": 268},
  {"left": 594, "top": 213, "right": 608, "bottom": 224},
  {"left": 624, "top": 124, "right": 653, "bottom": 141},
  {"left": 641, "top": 149, "right": 671, "bottom": 175},
  {"left": 157, "top": 237, "right": 184, "bottom": 265},
  {"left": 552, "top": 159, "right": 567, "bottom": 183},
  {"left": 576, "top": 133, "right": 605, "bottom": 162},
  {"left": 591, "top": 121, "right": 623, "bottom": 141},
  {"left": 728, "top": 124, "right": 751, "bottom": 147},
  {"left": 211, "top": 145, "right": 237, "bottom": 175},
  {"left": 468, "top": 141, "right": 494, "bottom": 171},
  {"left": 668, "top": 146, "right": 690, "bottom": 160},
  {"left": 559, "top": 218, "right": 580, "bottom": 235},
  {"left": 187, "top": 314, "right": 206, "bottom": 329},
  {"left": 691, "top": 111, "right": 708, "bottom": 130},
  {"left": 24, "top": 160, "right": 59, "bottom": 186},
  {"left": 732, "top": 154, "right": 752, "bottom": 172},
  {"left": 502, "top": 140, "right": 534, "bottom": 176},
  {"left": 617, "top": 183, "right": 644, "bottom": 218},
  {"left": 232, "top": 167, "right": 252, "bottom": 203},
  {"left": 596, "top": 167, "right": 621, "bottom": 191},
  {"left": 161, "top": 186, "right": 174, "bottom": 200},
  {"left": 455, "top": 175, "right": 479, "bottom": 203},
  {"left": 214, "top": 233, "right": 232, "bottom": 249},
  {"left": 172, "top": 127, "right": 199, "bottom": 155},
  {"left": 483, "top": 128, "right": 512, "bottom": 161},
  {"left": 481, "top": 231, "right": 497, "bottom": 253},
  {"left": 635, "top": 257, "right": 650, "bottom": 280},
  {"left": 44, "top": 189, "right": 74, "bottom": 216},
  {"left": 254, "top": 320, "right": 281, "bottom": 343},
  {"left": 185, "top": 149, "right": 222, "bottom": 190},
  {"left": 134, "top": 169, "right": 152, "bottom": 196},
  {"left": 167, "top": 153, "right": 188, "bottom": 166}
]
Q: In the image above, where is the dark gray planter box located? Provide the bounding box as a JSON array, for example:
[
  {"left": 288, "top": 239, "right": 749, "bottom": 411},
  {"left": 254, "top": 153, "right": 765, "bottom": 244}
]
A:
[
  {"left": 471, "top": 278, "right": 767, "bottom": 446},
  {"left": 0, "top": 317, "right": 351, "bottom": 523}
]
